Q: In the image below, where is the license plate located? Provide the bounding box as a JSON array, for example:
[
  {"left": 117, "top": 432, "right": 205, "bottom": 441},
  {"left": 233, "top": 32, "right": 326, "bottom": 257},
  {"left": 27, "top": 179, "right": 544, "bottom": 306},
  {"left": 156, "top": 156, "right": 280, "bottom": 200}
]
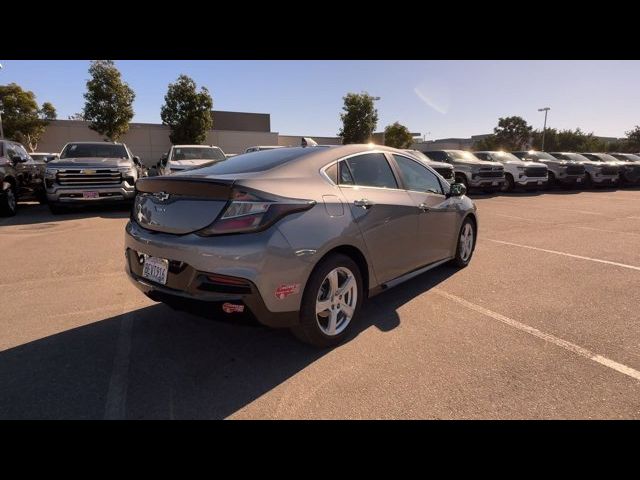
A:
[
  {"left": 492, "top": 181, "right": 498, "bottom": 186},
  {"left": 577, "top": 178, "right": 582, "bottom": 183},
  {"left": 538, "top": 180, "right": 543, "bottom": 185},
  {"left": 83, "top": 191, "right": 99, "bottom": 199},
  {"left": 142, "top": 256, "right": 169, "bottom": 285}
]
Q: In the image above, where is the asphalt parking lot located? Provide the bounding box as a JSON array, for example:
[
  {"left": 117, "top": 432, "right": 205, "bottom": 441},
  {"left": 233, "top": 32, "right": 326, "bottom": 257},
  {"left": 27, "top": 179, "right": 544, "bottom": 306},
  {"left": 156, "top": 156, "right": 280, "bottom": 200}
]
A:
[{"left": 1, "top": 187, "right": 640, "bottom": 419}]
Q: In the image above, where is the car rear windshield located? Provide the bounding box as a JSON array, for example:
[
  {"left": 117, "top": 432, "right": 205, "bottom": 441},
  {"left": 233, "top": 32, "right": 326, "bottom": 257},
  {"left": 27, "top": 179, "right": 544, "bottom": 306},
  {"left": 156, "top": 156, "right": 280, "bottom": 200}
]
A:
[
  {"left": 172, "top": 147, "right": 226, "bottom": 161},
  {"left": 188, "top": 147, "right": 326, "bottom": 175},
  {"left": 61, "top": 143, "right": 128, "bottom": 159}
]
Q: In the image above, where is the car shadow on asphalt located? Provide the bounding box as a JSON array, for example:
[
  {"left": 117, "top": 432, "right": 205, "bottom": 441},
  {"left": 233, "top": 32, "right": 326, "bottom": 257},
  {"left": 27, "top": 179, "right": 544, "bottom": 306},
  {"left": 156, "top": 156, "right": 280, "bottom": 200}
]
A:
[
  {"left": 0, "top": 264, "right": 457, "bottom": 419},
  {"left": 0, "top": 202, "right": 131, "bottom": 227}
]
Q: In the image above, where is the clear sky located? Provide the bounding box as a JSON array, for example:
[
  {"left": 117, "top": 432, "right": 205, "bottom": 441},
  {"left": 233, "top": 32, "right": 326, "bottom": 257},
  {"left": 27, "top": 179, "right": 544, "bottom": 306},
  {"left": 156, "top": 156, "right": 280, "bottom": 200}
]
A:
[{"left": 1, "top": 60, "right": 638, "bottom": 140}]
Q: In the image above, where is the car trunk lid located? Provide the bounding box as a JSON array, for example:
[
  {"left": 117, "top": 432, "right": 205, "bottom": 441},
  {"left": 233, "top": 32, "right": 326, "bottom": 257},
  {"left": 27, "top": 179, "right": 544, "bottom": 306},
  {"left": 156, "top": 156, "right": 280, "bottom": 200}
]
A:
[{"left": 133, "top": 176, "right": 234, "bottom": 234}]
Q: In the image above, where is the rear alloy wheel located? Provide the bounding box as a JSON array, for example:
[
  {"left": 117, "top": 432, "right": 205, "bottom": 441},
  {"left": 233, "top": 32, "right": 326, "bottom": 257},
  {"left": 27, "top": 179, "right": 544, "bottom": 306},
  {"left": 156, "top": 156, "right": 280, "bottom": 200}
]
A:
[
  {"left": 451, "top": 218, "right": 476, "bottom": 268},
  {"left": 292, "top": 254, "right": 362, "bottom": 347},
  {"left": 0, "top": 184, "right": 18, "bottom": 217}
]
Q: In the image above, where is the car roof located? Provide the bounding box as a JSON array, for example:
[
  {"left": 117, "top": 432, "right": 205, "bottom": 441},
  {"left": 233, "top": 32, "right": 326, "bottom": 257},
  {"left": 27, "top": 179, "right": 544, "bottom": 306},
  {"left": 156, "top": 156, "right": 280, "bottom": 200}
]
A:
[
  {"left": 172, "top": 144, "right": 219, "bottom": 148},
  {"left": 63, "top": 141, "right": 125, "bottom": 145}
]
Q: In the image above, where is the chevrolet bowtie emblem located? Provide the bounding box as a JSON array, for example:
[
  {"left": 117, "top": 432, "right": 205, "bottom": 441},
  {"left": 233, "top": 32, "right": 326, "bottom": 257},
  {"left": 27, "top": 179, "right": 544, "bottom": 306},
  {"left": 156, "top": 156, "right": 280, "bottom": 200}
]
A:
[{"left": 153, "top": 191, "right": 170, "bottom": 202}]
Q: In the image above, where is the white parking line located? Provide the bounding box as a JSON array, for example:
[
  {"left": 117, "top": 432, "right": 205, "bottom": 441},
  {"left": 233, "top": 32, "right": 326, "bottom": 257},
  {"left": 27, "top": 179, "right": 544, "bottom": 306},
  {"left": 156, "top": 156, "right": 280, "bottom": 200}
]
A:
[
  {"left": 487, "top": 239, "right": 640, "bottom": 271},
  {"left": 433, "top": 289, "right": 640, "bottom": 382}
]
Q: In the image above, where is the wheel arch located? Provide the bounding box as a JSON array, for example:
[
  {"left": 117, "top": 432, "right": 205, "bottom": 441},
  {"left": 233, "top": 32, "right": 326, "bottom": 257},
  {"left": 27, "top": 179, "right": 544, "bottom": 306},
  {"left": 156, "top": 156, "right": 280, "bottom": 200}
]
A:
[{"left": 313, "top": 244, "right": 372, "bottom": 298}]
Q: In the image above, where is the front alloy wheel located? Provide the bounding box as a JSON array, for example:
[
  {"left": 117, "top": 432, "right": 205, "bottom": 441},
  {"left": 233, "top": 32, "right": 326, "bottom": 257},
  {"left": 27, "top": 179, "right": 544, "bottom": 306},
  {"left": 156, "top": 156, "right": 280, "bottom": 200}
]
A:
[
  {"left": 452, "top": 218, "right": 475, "bottom": 268},
  {"left": 0, "top": 184, "right": 17, "bottom": 217}
]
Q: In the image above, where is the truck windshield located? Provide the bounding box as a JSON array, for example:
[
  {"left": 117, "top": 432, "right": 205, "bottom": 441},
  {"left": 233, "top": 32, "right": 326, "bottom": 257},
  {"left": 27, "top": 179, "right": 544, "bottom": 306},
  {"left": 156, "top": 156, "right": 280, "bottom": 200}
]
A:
[
  {"left": 171, "top": 147, "right": 226, "bottom": 161},
  {"left": 448, "top": 151, "right": 481, "bottom": 161},
  {"left": 61, "top": 143, "right": 128, "bottom": 159}
]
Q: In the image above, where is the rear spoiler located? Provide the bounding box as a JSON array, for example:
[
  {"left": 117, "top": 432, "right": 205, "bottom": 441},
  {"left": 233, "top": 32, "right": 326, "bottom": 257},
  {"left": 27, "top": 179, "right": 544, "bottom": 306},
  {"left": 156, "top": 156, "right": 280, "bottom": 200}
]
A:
[{"left": 136, "top": 176, "right": 235, "bottom": 199}]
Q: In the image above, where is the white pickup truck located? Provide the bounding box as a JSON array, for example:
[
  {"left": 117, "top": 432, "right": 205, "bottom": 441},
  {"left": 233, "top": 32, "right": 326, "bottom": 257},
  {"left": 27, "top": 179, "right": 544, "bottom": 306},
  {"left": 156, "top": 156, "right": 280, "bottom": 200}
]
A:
[{"left": 158, "top": 145, "right": 227, "bottom": 175}]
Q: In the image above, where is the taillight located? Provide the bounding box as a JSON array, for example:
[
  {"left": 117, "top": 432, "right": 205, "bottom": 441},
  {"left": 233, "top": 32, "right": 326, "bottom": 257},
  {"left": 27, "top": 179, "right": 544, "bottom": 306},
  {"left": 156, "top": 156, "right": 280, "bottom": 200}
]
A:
[{"left": 196, "top": 189, "right": 316, "bottom": 236}]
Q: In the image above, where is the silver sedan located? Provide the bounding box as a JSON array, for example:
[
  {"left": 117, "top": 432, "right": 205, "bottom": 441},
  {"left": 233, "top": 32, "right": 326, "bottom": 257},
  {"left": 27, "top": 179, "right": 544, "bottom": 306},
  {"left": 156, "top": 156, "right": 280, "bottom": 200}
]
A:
[{"left": 125, "top": 145, "right": 478, "bottom": 347}]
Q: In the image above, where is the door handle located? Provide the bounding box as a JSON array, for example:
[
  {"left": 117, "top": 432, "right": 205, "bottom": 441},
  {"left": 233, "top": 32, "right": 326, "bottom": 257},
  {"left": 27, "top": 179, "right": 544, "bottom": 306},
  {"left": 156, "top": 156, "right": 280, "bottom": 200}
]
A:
[
  {"left": 354, "top": 199, "right": 374, "bottom": 209},
  {"left": 418, "top": 203, "right": 431, "bottom": 212}
]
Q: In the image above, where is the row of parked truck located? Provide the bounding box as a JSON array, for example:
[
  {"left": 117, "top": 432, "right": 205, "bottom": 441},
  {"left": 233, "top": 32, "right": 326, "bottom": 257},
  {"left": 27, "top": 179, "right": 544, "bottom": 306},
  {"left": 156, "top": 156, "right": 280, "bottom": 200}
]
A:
[
  {"left": 2, "top": 136, "right": 639, "bottom": 217},
  {"left": 407, "top": 149, "right": 640, "bottom": 192}
]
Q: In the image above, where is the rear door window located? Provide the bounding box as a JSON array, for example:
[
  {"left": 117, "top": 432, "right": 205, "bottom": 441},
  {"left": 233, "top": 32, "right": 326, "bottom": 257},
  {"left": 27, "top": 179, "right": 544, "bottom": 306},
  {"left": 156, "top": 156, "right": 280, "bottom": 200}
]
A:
[{"left": 343, "top": 153, "right": 398, "bottom": 189}]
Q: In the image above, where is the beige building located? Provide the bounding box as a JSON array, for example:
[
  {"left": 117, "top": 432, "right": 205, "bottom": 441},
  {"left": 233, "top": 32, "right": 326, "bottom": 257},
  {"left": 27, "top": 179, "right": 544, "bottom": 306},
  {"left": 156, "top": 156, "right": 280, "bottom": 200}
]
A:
[{"left": 37, "top": 110, "right": 286, "bottom": 167}]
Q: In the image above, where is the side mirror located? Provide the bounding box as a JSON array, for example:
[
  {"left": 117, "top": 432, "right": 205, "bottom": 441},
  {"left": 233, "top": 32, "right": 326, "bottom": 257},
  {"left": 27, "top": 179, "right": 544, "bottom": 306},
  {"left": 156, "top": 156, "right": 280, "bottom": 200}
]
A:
[
  {"left": 160, "top": 153, "right": 168, "bottom": 166},
  {"left": 11, "top": 155, "right": 26, "bottom": 164},
  {"left": 133, "top": 155, "right": 141, "bottom": 165},
  {"left": 447, "top": 183, "right": 467, "bottom": 197}
]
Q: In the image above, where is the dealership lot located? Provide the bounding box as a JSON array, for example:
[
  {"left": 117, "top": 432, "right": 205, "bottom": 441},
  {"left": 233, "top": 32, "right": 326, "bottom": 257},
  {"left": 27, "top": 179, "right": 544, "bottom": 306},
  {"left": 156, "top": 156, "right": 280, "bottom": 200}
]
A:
[{"left": 1, "top": 188, "right": 640, "bottom": 419}]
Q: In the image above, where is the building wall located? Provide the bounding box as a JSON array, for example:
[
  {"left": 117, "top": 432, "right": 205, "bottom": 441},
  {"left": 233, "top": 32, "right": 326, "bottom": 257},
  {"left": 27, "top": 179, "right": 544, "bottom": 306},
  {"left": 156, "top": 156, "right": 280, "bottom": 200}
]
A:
[
  {"left": 37, "top": 120, "right": 279, "bottom": 166},
  {"left": 212, "top": 111, "right": 270, "bottom": 132}
]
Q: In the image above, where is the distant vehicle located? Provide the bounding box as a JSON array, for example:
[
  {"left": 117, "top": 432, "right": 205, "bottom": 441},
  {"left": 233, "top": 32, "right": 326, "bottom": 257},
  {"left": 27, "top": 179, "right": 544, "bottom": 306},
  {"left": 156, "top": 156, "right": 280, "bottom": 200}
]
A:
[
  {"left": 422, "top": 150, "right": 505, "bottom": 192},
  {"left": 403, "top": 149, "right": 455, "bottom": 184},
  {"left": 582, "top": 153, "right": 640, "bottom": 186},
  {"left": 0, "top": 139, "right": 47, "bottom": 216},
  {"left": 158, "top": 145, "right": 227, "bottom": 176},
  {"left": 45, "top": 141, "right": 145, "bottom": 213},
  {"left": 512, "top": 151, "right": 585, "bottom": 187},
  {"left": 126, "top": 145, "right": 476, "bottom": 347},
  {"left": 474, "top": 151, "right": 548, "bottom": 192},
  {"left": 549, "top": 152, "right": 619, "bottom": 188},
  {"left": 30, "top": 152, "right": 59, "bottom": 163},
  {"left": 244, "top": 146, "right": 284, "bottom": 153},
  {"left": 609, "top": 153, "right": 640, "bottom": 185}
]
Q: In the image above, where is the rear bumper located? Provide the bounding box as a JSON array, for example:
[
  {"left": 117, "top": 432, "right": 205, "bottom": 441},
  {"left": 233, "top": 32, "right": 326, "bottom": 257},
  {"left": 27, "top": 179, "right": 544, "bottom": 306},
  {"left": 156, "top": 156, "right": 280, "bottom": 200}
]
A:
[
  {"left": 46, "top": 182, "right": 136, "bottom": 203},
  {"left": 125, "top": 260, "right": 299, "bottom": 328},
  {"left": 124, "top": 220, "right": 311, "bottom": 327}
]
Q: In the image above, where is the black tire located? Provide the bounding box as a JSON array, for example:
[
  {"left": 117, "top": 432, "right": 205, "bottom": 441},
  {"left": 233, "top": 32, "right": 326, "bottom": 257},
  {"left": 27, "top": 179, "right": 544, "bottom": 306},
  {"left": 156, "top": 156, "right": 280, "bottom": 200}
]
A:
[
  {"left": 455, "top": 174, "right": 468, "bottom": 190},
  {"left": 0, "top": 183, "right": 18, "bottom": 217},
  {"left": 547, "top": 171, "right": 556, "bottom": 188},
  {"left": 36, "top": 188, "right": 48, "bottom": 204},
  {"left": 49, "top": 202, "right": 66, "bottom": 215},
  {"left": 291, "top": 253, "right": 363, "bottom": 348},
  {"left": 583, "top": 173, "right": 593, "bottom": 188},
  {"left": 502, "top": 173, "right": 515, "bottom": 192},
  {"left": 451, "top": 217, "right": 476, "bottom": 268}
]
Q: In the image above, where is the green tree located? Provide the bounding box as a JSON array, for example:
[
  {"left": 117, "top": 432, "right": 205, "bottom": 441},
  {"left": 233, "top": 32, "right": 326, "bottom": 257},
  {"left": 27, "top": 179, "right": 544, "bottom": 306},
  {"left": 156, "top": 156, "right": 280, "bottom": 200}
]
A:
[
  {"left": 472, "top": 135, "right": 500, "bottom": 150},
  {"left": 625, "top": 126, "right": 640, "bottom": 151},
  {"left": 83, "top": 60, "right": 135, "bottom": 141},
  {"left": 338, "top": 92, "right": 379, "bottom": 144},
  {"left": 0, "top": 83, "right": 57, "bottom": 151},
  {"left": 160, "top": 75, "right": 213, "bottom": 144},
  {"left": 493, "top": 116, "right": 532, "bottom": 150},
  {"left": 383, "top": 122, "right": 414, "bottom": 149}
]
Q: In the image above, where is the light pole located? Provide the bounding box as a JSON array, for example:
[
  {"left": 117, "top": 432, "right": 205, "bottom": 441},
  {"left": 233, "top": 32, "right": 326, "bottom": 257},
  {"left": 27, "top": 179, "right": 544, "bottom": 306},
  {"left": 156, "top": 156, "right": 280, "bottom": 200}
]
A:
[{"left": 538, "top": 107, "right": 550, "bottom": 151}]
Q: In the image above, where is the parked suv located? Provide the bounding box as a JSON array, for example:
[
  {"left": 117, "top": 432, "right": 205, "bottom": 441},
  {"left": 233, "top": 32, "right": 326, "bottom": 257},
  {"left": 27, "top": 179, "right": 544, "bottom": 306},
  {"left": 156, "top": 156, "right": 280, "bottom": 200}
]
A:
[
  {"left": 512, "top": 151, "right": 585, "bottom": 187},
  {"left": 403, "top": 149, "right": 455, "bottom": 184},
  {"left": 582, "top": 153, "right": 640, "bottom": 186},
  {"left": 0, "top": 139, "right": 47, "bottom": 216},
  {"left": 424, "top": 150, "right": 505, "bottom": 191},
  {"left": 474, "top": 151, "right": 548, "bottom": 192},
  {"left": 45, "top": 141, "right": 144, "bottom": 213},
  {"left": 549, "top": 152, "right": 619, "bottom": 188},
  {"left": 158, "top": 145, "right": 227, "bottom": 176}
]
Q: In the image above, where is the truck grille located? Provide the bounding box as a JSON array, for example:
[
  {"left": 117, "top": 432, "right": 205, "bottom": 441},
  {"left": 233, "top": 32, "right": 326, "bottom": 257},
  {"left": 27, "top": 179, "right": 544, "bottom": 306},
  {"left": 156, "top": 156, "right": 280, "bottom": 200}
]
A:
[
  {"left": 478, "top": 167, "right": 504, "bottom": 178},
  {"left": 566, "top": 164, "right": 585, "bottom": 175},
  {"left": 57, "top": 169, "right": 122, "bottom": 186},
  {"left": 524, "top": 166, "right": 547, "bottom": 177},
  {"left": 434, "top": 167, "right": 453, "bottom": 179},
  {"left": 600, "top": 165, "right": 619, "bottom": 176}
]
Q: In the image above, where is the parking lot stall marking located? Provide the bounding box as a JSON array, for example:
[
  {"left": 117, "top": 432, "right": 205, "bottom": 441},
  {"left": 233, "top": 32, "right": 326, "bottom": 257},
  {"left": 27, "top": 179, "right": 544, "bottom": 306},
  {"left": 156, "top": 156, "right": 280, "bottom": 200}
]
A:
[
  {"left": 487, "top": 239, "right": 640, "bottom": 272},
  {"left": 433, "top": 289, "right": 640, "bottom": 382}
]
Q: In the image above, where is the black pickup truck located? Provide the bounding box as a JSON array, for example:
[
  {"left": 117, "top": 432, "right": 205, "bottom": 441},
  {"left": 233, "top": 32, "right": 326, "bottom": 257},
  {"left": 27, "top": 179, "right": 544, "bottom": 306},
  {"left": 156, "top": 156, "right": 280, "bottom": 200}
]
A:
[{"left": 0, "top": 139, "right": 47, "bottom": 216}]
